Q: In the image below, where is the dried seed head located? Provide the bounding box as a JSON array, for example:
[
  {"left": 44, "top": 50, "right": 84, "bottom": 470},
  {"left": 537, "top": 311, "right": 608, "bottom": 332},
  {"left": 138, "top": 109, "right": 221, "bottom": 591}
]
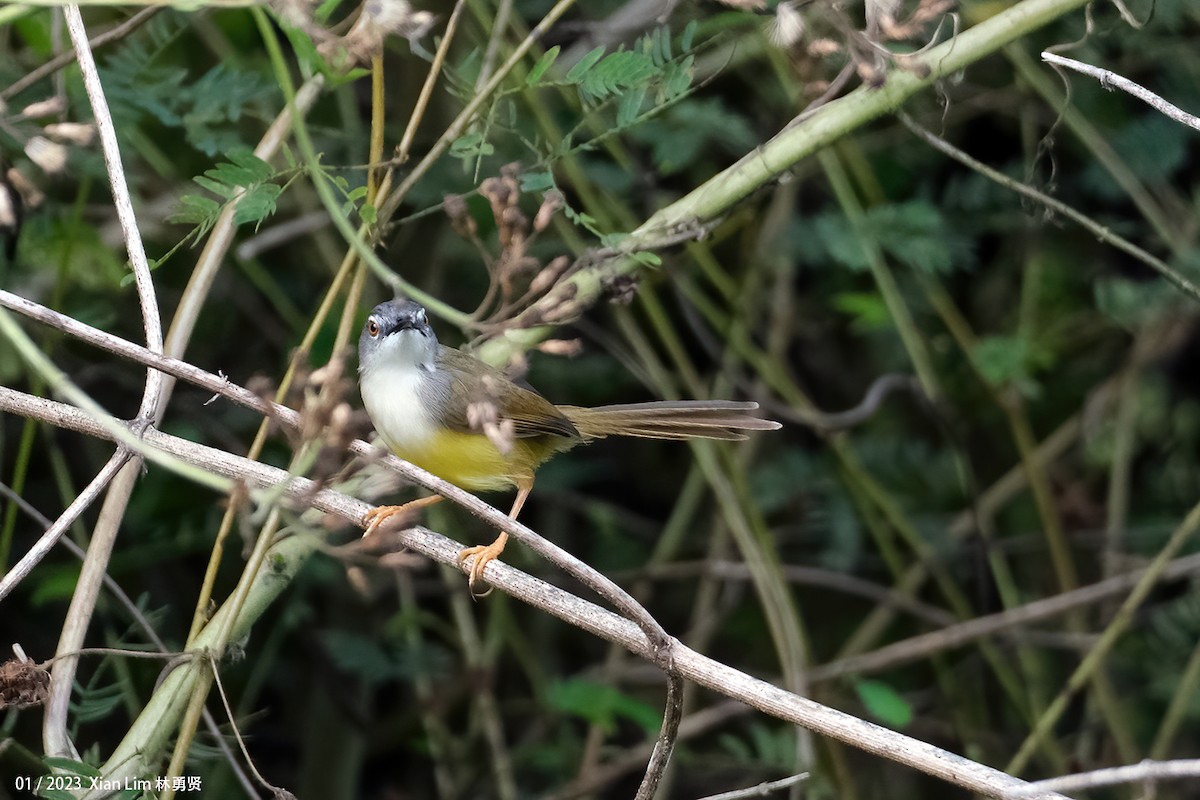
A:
[
  {"left": 6, "top": 168, "right": 43, "bottom": 208},
  {"left": 0, "top": 657, "right": 50, "bottom": 710},
  {"left": 18, "top": 97, "right": 64, "bottom": 119},
  {"left": 529, "top": 255, "right": 571, "bottom": 295},
  {"left": 24, "top": 137, "right": 68, "bottom": 174},
  {"left": 44, "top": 122, "right": 96, "bottom": 146},
  {"left": 533, "top": 189, "right": 564, "bottom": 232},
  {"left": 856, "top": 60, "right": 886, "bottom": 88},
  {"left": 443, "top": 193, "right": 476, "bottom": 237},
  {"left": 807, "top": 38, "right": 841, "bottom": 57},
  {"left": 768, "top": 1, "right": 806, "bottom": 49},
  {"left": 325, "top": 0, "right": 435, "bottom": 64},
  {"left": 479, "top": 177, "right": 512, "bottom": 212},
  {"left": 537, "top": 338, "right": 582, "bottom": 357}
]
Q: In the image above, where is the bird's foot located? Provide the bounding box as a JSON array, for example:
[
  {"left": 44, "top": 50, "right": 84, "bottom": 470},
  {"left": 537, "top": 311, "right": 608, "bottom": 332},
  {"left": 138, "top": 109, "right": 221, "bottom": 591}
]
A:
[
  {"left": 457, "top": 532, "right": 509, "bottom": 594},
  {"left": 361, "top": 495, "right": 442, "bottom": 538}
]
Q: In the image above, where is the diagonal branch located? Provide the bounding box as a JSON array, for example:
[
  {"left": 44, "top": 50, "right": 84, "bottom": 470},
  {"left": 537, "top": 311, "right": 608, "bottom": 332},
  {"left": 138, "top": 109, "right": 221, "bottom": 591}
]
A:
[
  {"left": 0, "top": 289, "right": 673, "bottom": 659},
  {"left": 43, "top": 5, "right": 166, "bottom": 760},
  {"left": 0, "top": 384, "right": 1071, "bottom": 800}
]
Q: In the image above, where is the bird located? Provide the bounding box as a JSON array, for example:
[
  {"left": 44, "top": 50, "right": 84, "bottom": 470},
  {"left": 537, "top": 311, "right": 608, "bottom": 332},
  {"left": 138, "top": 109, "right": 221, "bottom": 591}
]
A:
[{"left": 357, "top": 298, "right": 781, "bottom": 589}]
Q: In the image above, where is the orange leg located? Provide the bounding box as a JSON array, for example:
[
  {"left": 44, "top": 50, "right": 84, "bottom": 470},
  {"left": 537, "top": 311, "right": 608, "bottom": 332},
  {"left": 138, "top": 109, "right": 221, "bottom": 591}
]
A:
[
  {"left": 458, "top": 478, "right": 532, "bottom": 591},
  {"left": 362, "top": 494, "right": 444, "bottom": 538}
]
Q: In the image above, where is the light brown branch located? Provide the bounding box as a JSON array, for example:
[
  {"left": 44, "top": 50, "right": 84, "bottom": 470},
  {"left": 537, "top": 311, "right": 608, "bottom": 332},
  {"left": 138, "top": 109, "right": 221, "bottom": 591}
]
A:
[
  {"left": 1006, "top": 758, "right": 1200, "bottom": 797},
  {"left": 0, "top": 384, "right": 1070, "bottom": 799},
  {"left": 44, "top": 5, "right": 166, "bottom": 760},
  {"left": 1042, "top": 51, "right": 1200, "bottom": 132},
  {"left": 0, "top": 291, "right": 673, "bottom": 657}
]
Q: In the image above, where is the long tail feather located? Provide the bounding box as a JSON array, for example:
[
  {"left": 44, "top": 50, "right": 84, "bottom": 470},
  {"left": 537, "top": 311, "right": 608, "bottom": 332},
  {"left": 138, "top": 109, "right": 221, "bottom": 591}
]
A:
[{"left": 559, "top": 400, "right": 781, "bottom": 442}]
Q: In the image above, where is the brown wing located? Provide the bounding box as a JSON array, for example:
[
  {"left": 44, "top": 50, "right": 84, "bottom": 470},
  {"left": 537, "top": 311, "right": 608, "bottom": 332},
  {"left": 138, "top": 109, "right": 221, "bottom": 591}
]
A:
[{"left": 434, "top": 346, "right": 580, "bottom": 441}]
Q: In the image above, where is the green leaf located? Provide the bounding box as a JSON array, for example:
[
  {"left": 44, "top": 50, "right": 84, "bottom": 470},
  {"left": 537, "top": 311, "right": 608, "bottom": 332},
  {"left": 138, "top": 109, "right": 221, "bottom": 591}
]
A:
[
  {"left": 833, "top": 291, "right": 892, "bottom": 331},
  {"left": 547, "top": 679, "right": 661, "bottom": 735},
  {"left": 208, "top": 151, "right": 274, "bottom": 187},
  {"left": 680, "top": 19, "right": 697, "bottom": 51},
  {"left": 565, "top": 46, "right": 606, "bottom": 82},
  {"left": 816, "top": 201, "right": 974, "bottom": 274},
  {"left": 617, "top": 85, "right": 647, "bottom": 126},
  {"left": 971, "top": 334, "right": 1053, "bottom": 397},
  {"left": 449, "top": 131, "right": 495, "bottom": 160},
  {"left": 527, "top": 46, "right": 560, "bottom": 85},
  {"left": 192, "top": 175, "right": 236, "bottom": 199},
  {"left": 578, "top": 50, "right": 657, "bottom": 103},
  {"left": 660, "top": 55, "right": 694, "bottom": 101},
  {"left": 42, "top": 757, "right": 101, "bottom": 777},
  {"left": 360, "top": 202, "right": 377, "bottom": 225},
  {"left": 232, "top": 183, "right": 282, "bottom": 227},
  {"left": 854, "top": 679, "right": 913, "bottom": 728},
  {"left": 167, "top": 194, "right": 221, "bottom": 226},
  {"left": 520, "top": 170, "right": 555, "bottom": 192}
]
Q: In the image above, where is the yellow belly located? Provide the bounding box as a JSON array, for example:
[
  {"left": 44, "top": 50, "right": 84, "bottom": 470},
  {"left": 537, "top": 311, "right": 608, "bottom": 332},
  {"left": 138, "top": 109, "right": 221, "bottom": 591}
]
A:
[{"left": 388, "top": 430, "right": 558, "bottom": 492}]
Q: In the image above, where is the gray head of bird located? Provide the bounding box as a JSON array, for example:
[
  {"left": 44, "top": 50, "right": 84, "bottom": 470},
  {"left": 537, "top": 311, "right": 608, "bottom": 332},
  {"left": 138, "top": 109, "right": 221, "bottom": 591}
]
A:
[{"left": 358, "top": 299, "right": 438, "bottom": 376}]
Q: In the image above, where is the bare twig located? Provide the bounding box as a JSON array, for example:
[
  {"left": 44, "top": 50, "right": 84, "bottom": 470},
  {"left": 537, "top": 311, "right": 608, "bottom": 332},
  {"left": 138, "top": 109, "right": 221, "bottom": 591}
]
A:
[
  {"left": 43, "top": 5, "right": 165, "bottom": 760},
  {"left": 1007, "top": 500, "right": 1200, "bottom": 773},
  {"left": 0, "top": 291, "right": 674, "bottom": 661},
  {"left": 1005, "top": 758, "right": 1200, "bottom": 797},
  {"left": 0, "top": 7, "right": 159, "bottom": 102},
  {"left": 899, "top": 112, "right": 1200, "bottom": 305},
  {"left": 0, "top": 482, "right": 261, "bottom": 797},
  {"left": 0, "top": 385, "right": 1070, "bottom": 800},
  {"left": 809, "top": 550, "right": 1200, "bottom": 682},
  {"left": 210, "top": 660, "right": 290, "bottom": 797},
  {"left": 1042, "top": 51, "right": 1200, "bottom": 132},
  {"left": 0, "top": 450, "right": 131, "bottom": 602},
  {"left": 634, "top": 672, "right": 683, "bottom": 800},
  {"left": 694, "top": 772, "right": 811, "bottom": 800}
]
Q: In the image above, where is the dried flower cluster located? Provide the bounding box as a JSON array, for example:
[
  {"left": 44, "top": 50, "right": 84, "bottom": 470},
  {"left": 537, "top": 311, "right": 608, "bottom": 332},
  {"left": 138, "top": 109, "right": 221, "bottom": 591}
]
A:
[
  {"left": 270, "top": 0, "right": 436, "bottom": 67},
  {"left": 443, "top": 162, "right": 575, "bottom": 335},
  {"left": 0, "top": 656, "right": 50, "bottom": 711},
  {"left": 764, "top": 0, "right": 956, "bottom": 93},
  {"left": 0, "top": 95, "right": 98, "bottom": 256}
]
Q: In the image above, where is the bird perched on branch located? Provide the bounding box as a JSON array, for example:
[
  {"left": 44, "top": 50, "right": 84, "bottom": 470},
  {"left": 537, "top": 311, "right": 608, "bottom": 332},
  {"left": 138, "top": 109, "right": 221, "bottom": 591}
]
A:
[{"left": 358, "top": 298, "right": 780, "bottom": 589}]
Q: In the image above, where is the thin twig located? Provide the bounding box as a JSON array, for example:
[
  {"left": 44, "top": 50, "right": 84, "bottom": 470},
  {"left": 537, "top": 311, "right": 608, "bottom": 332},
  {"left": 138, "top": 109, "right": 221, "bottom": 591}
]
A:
[
  {"left": 43, "top": 6, "right": 165, "bottom": 760},
  {"left": 1042, "top": 51, "right": 1200, "bottom": 131},
  {"left": 0, "top": 7, "right": 159, "bottom": 102},
  {"left": 898, "top": 112, "right": 1200, "bottom": 306},
  {"left": 0, "top": 481, "right": 261, "bottom": 798},
  {"left": 0, "top": 450, "right": 131, "bottom": 602},
  {"left": 377, "top": 0, "right": 579, "bottom": 225},
  {"left": 808, "top": 550, "right": 1200, "bottom": 682},
  {"left": 1006, "top": 758, "right": 1200, "bottom": 797},
  {"left": 393, "top": 0, "right": 468, "bottom": 166},
  {"left": 634, "top": 672, "right": 683, "bottom": 800},
  {"left": 210, "top": 659, "right": 290, "bottom": 796},
  {"left": 694, "top": 772, "right": 811, "bottom": 800}
]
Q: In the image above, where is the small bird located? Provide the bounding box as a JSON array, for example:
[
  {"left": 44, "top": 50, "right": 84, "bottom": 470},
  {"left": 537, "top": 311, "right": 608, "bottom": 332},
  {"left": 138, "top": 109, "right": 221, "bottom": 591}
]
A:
[{"left": 358, "top": 299, "right": 781, "bottom": 588}]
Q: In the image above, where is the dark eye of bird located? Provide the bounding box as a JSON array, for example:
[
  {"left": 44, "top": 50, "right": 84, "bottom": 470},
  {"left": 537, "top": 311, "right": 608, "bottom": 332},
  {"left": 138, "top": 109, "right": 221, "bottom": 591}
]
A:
[{"left": 368, "top": 320, "right": 379, "bottom": 337}]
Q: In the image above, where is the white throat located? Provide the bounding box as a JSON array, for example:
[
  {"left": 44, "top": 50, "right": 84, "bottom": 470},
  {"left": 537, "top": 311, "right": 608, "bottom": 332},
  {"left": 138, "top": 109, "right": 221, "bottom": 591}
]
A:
[{"left": 360, "top": 331, "right": 437, "bottom": 451}]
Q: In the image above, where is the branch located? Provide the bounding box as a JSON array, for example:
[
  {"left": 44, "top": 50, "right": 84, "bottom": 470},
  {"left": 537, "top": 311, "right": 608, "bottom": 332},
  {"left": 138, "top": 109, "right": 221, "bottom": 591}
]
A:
[
  {"left": 0, "top": 290, "right": 674, "bottom": 660},
  {"left": 43, "top": 5, "right": 166, "bottom": 760},
  {"left": 475, "top": 0, "right": 1094, "bottom": 365},
  {"left": 0, "top": 384, "right": 1071, "bottom": 800},
  {"left": 1042, "top": 51, "right": 1200, "bottom": 132},
  {"left": 1006, "top": 758, "right": 1200, "bottom": 797}
]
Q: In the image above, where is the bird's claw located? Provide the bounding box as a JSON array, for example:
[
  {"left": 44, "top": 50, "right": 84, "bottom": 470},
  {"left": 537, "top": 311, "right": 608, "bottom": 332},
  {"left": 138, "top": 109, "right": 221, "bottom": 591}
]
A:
[
  {"left": 457, "top": 540, "right": 505, "bottom": 595},
  {"left": 361, "top": 504, "right": 415, "bottom": 538}
]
